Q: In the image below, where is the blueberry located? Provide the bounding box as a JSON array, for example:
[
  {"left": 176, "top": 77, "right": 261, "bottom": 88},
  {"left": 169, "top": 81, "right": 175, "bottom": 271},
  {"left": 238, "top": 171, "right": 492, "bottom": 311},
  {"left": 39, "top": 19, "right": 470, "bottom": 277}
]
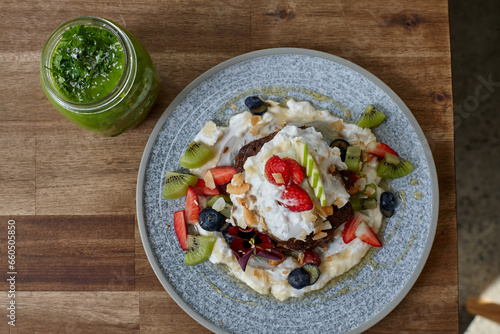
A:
[
  {"left": 244, "top": 96, "right": 268, "bottom": 115},
  {"left": 220, "top": 224, "right": 235, "bottom": 244},
  {"left": 380, "top": 192, "right": 397, "bottom": 217},
  {"left": 288, "top": 268, "right": 310, "bottom": 289},
  {"left": 199, "top": 208, "right": 226, "bottom": 231}
]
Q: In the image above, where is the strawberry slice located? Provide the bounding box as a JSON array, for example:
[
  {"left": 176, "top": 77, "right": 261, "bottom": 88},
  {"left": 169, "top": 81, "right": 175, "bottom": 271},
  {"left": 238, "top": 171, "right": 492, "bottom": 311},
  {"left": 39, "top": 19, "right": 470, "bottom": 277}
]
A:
[
  {"left": 209, "top": 166, "right": 238, "bottom": 185},
  {"left": 365, "top": 141, "right": 399, "bottom": 158},
  {"left": 185, "top": 186, "right": 199, "bottom": 225},
  {"left": 279, "top": 184, "right": 313, "bottom": 212},
  {"left": 355, "top": 222, "right": 382, "bottom": 247},
  {"left": 283, "top": 158, "right": 304, "bottom": 185},
  {"left": 193, "top": 179, "right": 219, "bottom": 196},
  {"left": 342, "top": 212, "right": 369, "bottom": 244},
  {"left": 173, "top": 210, "right": 187, "bottom": 251},
  {"left": 265, "top": 155, "right": 291, "bottom": 186}
]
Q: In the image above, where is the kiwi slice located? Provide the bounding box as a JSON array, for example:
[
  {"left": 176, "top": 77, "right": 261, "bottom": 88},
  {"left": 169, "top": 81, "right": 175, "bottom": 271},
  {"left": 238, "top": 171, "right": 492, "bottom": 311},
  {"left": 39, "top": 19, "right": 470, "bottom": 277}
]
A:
[
  {"left": 184, "top": 235, "right": 217, "bottom": 265},
  {"left": 207, "top": 194, "right": 233, "bottom": 218},
  {"left": 302, "top": 264, "right": 321, "bottom": 285},
  {"left": 356, "top": 105, "right": 386, "bottom": 128},
  {"left": 179, "top": 141, "right": 214, "bottom": 169},
  {"left": 377, "top": 153, "right": 414, "bottom": 179},
  {"left": 350, "top": 196, "right": 378, "bottom": 212},
  {"left": 345, "top": 146, "right": 362, "bottom": 172},
  {"left": 162, "top": 172, "right": 198, "bottom": 200}
]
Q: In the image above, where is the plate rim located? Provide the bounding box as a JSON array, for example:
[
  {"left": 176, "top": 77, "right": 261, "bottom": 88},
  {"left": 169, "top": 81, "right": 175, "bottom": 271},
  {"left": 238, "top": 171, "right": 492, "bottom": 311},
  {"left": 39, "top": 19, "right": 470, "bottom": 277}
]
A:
[{"left": 136, "top": 47, "right": 439, "bottom": 334}]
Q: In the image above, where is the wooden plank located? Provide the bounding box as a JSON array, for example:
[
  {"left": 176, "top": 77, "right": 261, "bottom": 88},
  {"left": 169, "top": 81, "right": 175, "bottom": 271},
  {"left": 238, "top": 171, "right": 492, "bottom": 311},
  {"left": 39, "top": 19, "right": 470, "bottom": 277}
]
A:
[
  {"left": 0, "top": 215, "right": 135, "bottom": 291},
  {"left": 0, "top": 138, "right": 36, "bottom": 215},
  {"left": 366, "top": 285, "right": 458, "bottom": 333},
  {"left": 139, "top": 291, "right": 211, "bottom": 334},
  {"left": 135, "top": 217, "right": 165, "bottom": 291},
  {"left": 9, "top": 292, "right": 140, "bottom": 333}
]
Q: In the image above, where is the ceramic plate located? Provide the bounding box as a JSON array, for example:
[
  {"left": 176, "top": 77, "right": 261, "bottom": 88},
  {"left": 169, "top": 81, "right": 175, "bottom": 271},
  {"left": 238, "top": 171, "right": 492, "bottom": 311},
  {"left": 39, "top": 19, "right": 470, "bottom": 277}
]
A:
[{"left": 136, "top": 48, "right": 438, "bottom": 334}]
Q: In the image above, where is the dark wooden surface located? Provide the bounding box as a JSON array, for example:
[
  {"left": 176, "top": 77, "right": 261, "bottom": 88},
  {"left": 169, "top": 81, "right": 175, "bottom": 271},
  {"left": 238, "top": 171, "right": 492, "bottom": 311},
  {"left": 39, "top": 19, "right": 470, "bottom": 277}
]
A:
[{"left": 0, "top": 0, "right": 457, "bottom": 332}]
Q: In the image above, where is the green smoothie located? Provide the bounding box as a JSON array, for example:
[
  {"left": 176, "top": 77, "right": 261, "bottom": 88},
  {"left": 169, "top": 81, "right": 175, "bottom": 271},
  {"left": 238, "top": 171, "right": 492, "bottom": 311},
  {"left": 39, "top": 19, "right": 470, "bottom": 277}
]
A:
[
  {"left": 41, "top": 17, "right": 160, "bottom": 137},
  {"left": 49, "top": 24, "right": 125, "bottom": 103}
]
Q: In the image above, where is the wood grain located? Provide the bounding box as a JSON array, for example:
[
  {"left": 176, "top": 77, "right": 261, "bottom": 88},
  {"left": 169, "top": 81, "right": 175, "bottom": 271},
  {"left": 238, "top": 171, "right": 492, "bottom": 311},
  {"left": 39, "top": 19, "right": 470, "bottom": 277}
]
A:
[
  {"left": 0, "top": 216, "right": 135, "bottom": 291},
  {"left": 0, "top": 0, "right": 457, "bottom": 332}
]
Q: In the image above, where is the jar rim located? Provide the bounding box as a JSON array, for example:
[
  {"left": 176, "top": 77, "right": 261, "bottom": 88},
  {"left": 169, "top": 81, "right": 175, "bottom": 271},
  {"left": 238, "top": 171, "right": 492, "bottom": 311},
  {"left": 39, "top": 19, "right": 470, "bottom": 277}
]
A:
[{"left": 40, "top": 16, "right": 137, "bottom": 114}]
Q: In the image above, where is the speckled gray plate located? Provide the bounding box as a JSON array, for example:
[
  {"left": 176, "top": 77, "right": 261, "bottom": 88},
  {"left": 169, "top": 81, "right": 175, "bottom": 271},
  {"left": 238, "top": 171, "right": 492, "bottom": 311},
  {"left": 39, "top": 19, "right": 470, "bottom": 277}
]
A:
[{"left": 137, "top": 48, "right": 438, "bottom": 334}]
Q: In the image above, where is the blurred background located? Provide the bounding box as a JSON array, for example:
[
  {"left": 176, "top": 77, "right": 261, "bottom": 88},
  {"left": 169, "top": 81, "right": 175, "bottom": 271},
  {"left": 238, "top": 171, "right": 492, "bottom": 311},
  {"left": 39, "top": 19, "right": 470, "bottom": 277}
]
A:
[{"left": 450, "top": 0, "right": 500, "bottom": 332}]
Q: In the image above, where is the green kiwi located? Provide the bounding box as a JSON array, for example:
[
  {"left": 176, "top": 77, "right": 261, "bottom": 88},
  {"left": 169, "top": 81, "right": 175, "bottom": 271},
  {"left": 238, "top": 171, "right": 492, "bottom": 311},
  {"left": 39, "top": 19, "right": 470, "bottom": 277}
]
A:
[
  {"left": 345, "top": 146, "right": 362, "bottom": 172},
  {"left": 207, "top": 194, "right": 233, "bottom": 218},
  {"left": 356, "top": 105, "right": 386, "bottom": 128},
  {"left": 179, "top": 141, "right": 214, "bottom": 169},
  {"left": 162, "top": 172, "right": 198, "bottom": 200},
  {"left": 377, "top": 153, "right": 414, "bottom": 179},
  {"left": 302, "top": 264, "right": 321, "bottom": 285},
  {"left": 184, "top": 235, "right": 217, "bottom": 265},
  {"left": 350, "top": 196, "right": 378, "bottom": 211}
]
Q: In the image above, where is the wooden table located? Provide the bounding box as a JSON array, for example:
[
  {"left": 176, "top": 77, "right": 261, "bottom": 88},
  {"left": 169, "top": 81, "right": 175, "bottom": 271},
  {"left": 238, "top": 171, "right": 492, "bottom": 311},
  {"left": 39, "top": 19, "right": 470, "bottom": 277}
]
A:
[{"left": 0, "top": 0, "right": 457, "bottom": 332}]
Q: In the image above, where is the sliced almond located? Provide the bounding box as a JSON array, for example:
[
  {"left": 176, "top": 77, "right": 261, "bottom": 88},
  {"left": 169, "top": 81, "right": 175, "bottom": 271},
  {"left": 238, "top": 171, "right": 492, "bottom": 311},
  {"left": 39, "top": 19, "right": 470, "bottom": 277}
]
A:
[
  {"left": 251, "top": 115, "right": 260, "bottom": 126},
  {"left": 243, "top": 206, "right": 258, "bottom": 227},
  {"left": 349, "top": 185, "right": 360, "bottom": 195},
  {"left": 364, "top": 187, "right": 376, "bottom": 197},
  {"left": 297, "top": 252, "right": 305, "bottom": 266},
  {"left": 227, "top": 183, "right": 250, "bottom": 195},
  {"left": 312, "top": 231, "right": 328, "bottom": 240},
  {"left": 323, "top": 205, "right": 334, "bottom": 216},
  {"left": 232, "top": 173, "right": 244, "bottom": 187},
  {"left": 249, "top": 126, "right": 260, "bottom": 137},
  {"left": 235, "top": 197, "right": 246, "bottom": 205},
  {"left": 204, "top": 170, "right": 216, "bottom": 189},
  {"left": 331, "top": 119, "right": 345, "bottom": 131},
  {"left": 323, "top": 221, "right": 333, "bottom": 230},
  {"left": 333, "top": 197, "right": 344, "bottom": 207},
  {"left": 272, "top": 173, "right": 285, "bottom": 184}
]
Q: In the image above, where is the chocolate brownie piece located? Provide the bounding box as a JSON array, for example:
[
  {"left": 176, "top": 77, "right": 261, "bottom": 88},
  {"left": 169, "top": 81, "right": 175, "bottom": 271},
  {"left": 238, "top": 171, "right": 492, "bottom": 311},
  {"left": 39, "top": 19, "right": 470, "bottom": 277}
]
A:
[{"left": 234, "top": 132, "right": 277, "bottom": 172}]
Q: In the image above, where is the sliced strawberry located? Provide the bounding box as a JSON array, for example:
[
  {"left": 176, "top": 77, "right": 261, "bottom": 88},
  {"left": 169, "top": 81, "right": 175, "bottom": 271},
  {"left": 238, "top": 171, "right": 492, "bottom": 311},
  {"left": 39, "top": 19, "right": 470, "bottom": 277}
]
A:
[
  {"left": 355, "top": 222, "right": 382, "bottom": 247},
  {"left": 283, "top": 158, "right": 304, "bottom": 185},
  {"left": 185, "top": 186, "right": 199, "bottom": 225},
  {"left": 265, "top": 155, "right": 291, "bottom": 186},
  {"left": 279, "top": 184, "right": 313, "bottom": 212},
  {"left": 193, "top": 179, "right": 219, "bottom": 196},
  {"left": 209, "top": 166, "right": 238, "bottom": 185},
  {"left": 303, "top": 250, "right": 321, "bottom": 266},
  {"left": 173, "top": 210, "right": 187, "bottom": 251},
  {"left": 342, "top": 212, "right": 369, "bottom": 244},
  {"left": 365, "top": 141, "right": 399, "bottom": 158}
]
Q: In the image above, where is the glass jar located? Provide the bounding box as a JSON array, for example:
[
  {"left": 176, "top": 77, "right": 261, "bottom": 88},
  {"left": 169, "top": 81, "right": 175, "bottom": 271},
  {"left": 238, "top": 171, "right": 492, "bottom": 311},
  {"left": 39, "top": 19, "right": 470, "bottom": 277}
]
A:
[{"left": 40, "top": 16, "right": 160, "bottom": 137}]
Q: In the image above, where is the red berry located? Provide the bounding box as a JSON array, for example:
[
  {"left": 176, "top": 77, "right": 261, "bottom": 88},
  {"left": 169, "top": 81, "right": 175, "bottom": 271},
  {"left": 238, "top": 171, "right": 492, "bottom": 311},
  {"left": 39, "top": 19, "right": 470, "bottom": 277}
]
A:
[
  {"left": 342, "top": 213, "right": 368, "bottom": 244},
  {"left": 193, "top": 179, "right": 220, "bottom": 196},
  {"left": 355, "top": 222, "right": 382, "bottom": 247},
  {"left": 283, "top": 158, "right": 304, "bottom": 185},
  {"left": 173, "top": 211, "right": 187, "bottom": 251},
  {"left": 265, "top": 155, "right": 291, "bottom": 185},
  {"left": 185, "top": 186, "right": 199, "bottom": 225},
  {"left": 279, "top": 184, "right": 313, "bottom": 212},
  {"left": 209, "top": 166, "right": 238, "bottom": 185},
  {"left": 365, "top": 141, "right": 399, "bottom": 158},
  {"left": 303, "top": 250, "right": 321, "bottom": 266}
]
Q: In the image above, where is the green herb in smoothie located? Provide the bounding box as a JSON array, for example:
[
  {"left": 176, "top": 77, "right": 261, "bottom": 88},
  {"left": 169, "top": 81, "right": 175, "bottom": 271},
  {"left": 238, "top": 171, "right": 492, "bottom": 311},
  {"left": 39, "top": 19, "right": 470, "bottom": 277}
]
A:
[{"left": 49, "top": 24, "right": 125, "bottom": 103}]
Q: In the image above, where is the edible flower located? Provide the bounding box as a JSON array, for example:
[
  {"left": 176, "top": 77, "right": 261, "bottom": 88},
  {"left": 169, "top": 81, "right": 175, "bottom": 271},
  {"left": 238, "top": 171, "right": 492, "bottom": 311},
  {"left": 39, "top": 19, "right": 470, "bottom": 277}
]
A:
[{"left": 227, "top": 227, "right": 284, "bottom": 271}]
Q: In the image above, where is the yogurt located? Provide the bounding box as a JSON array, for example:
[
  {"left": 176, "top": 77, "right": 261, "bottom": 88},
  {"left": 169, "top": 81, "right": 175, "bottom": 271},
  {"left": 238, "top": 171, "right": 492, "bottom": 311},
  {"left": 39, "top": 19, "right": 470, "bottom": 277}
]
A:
[{"left": 192, "top": 98, "right": 384, "bottom": 300}]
